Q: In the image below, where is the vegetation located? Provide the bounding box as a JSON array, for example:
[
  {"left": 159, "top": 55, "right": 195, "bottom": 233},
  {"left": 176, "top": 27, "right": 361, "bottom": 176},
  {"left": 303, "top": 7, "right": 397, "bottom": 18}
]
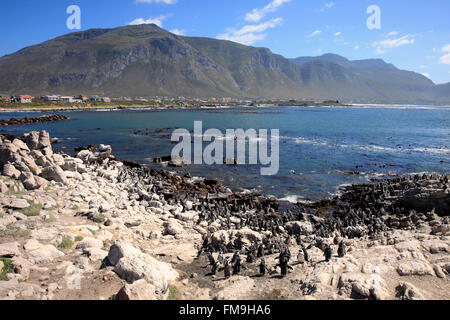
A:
[
  {"left": 95, "top": 214, "right": 105, "bottom": 223},
  {"left": 0, "top": 258, "right": 13, "bottom": 281},
  {"left": 167, "top": 286, "right": 178, "bottom": 300},
  {"left": 42, "top": 216, "right": 57, "bottom": 223},
  {"left": 0, "top": 224, "right": 31, "bottom": 238},
  {"left": 58, "top": 236, "right": 74, "bottom": 249},
  {"left": 74, "top": 236, "right": 84, "bottom": 242},
  {"left": 19, "top": 201, "right": 42, "bottom": 217}
]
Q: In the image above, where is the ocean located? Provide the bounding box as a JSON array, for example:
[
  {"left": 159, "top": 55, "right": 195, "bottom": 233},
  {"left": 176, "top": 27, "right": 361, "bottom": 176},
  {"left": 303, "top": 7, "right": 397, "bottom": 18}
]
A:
[{"left": 1, "top": 105, "right": 449, "bottom": 201}]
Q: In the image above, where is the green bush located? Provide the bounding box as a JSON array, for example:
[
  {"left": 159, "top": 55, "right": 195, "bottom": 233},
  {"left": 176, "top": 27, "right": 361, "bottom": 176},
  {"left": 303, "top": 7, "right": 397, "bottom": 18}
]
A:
[
  {"left": 58, "top": 236, "right": 74, "bottom": 249},
  {"left": 0, "top": 258, "right": 13, "bottom": 281},
  {"left": 19, "top": 201, "right": 42, "bottom": 217}
]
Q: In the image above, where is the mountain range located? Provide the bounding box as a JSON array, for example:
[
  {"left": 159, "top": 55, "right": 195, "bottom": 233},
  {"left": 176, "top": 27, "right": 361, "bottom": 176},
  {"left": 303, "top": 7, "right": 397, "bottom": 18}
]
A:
[{"left": 0, "top": 24, "right": 449, "bottom": 104}]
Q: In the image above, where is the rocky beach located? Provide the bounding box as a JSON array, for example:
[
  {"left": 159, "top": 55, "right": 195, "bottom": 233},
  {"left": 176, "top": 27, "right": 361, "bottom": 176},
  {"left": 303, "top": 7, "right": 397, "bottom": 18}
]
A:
[{"left": 0, "top": 130, "right": 449, "bottom": 300}]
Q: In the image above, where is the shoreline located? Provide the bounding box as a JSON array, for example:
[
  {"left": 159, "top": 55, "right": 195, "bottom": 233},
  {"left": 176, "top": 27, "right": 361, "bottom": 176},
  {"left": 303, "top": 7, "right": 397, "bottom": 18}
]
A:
[
  {"left": 2, "top": 103, "right": 450, "bottom": 113},
  {"left": 0, "top": 130, "right": 449, "bottom": 300}
]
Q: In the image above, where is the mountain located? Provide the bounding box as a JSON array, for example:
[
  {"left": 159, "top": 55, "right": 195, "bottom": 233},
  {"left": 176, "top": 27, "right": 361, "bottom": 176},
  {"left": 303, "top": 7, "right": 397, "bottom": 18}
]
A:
[{"left": 0, "top": 24, "right": 449, "bottom": 104}]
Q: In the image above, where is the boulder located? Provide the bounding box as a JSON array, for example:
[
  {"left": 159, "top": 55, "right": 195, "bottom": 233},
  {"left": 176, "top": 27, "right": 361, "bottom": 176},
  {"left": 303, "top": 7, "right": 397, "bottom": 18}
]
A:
[
  {"left": 84, "top": 247, "right": 108, "bottom": 261},
  {"left": 0, "top": 181, "right": 7, "bottom": 193},
  {"left": 234, "top": 228, "right": 263, "bottom": 243},
  {"left": 12, "top": 139, "right": 29, "bottom": 152},
  {"left": 9, "top": 199, "right": 30, "bottom": 210},
  {"left": 0, "top": 242, "right": 21, "bottom": 258},
  {"left": 24, "top": 131, "right": 40, "bottom": 150},
  {"left": 397, "top": 261, "right": 434, "bottom": 276},
  {"left": 114, "top": 279, "right": 157, "bottom": 300},
  {"left": 19, "top": 172, "right": 44, "bottom": 190},
  {"left": 75, "top": 237, "right": 104, "bottom": 250},
  {"left": 40, "top": 165, "right": 67, "bottom": 184},
  {"left": 395, "top": 282, "right": 424, "bottom": 300},
  {"left": 12, "top": 257, "right": 30, "bottom": 281},
  {"left": 21, "top": 155, "right": 40, "bottom": 175},
  {"left": 163, "top": 219, "right": 184, "bottom": 237},
  {"left": 107, "top": 239, "right": 178, "bottom": 294},
  {"left": 38, "top": 130, "right": 51, "bottom": 149},
  {"left": 24, "top": 239, "right": 64, "bottom": 264},
  {"left": 35, "top": 156, "right": 52, "bottom": 168},
  {"left": 2, "top": 163, "right": 20, "bottom": 179},
  {"left": 176, "top": 211, "right": 198, "bottom": 223}
]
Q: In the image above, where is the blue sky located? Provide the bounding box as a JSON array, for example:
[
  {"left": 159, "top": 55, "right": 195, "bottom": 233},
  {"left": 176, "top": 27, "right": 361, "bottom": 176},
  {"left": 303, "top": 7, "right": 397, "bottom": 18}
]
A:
[{"left": 1, "top": 0, "right": 450, "bottom": 84}]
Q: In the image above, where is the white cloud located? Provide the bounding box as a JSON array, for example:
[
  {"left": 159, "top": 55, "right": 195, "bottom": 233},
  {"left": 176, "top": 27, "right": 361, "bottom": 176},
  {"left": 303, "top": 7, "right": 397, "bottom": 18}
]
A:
[
  {"left": 217, "top": 18, "right": 283, "bottom": 45},
  {"left": 170, "top": 29, "right": 185, "bottom": 36},
  {"left": 245, "top": 0, "right": 291, "bottom": 22},
  {"left": 419, "top": 65, "right": 427, "bottom": 68},
  {"left": 421, "top": 72, "right": 430, "bottom": 78},
  {"left": 354, "top": 45, "right": 360, "bottom": 50},
  {"left": 135, "top": 0, "right": 177, "bottom": 4},
  {"left": 307, "top": 30, "right": 322, "bottom": 38},
  {"left": 373, "top": 34, "right": 415, "bottom": 54},
  {"left": 387, "top": 31, "right": 399, "bottom": 37},
  {"left": 440, "top": 44, "right": 450, "bottom": 65},
  {"left": 129, "top": 15, "right": 167, "bottom": 27},
  {"left": 334, "top": 32, "right": 342, "bottom": 36},
  {"left": 325, "top": 2, "right": 335, "bottom": 9}
]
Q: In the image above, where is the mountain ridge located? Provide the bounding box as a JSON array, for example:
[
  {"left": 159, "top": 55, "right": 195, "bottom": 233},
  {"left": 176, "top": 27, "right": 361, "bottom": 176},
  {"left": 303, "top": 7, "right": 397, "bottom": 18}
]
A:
[{"left": 0, "top": 24, "right": 449, "bottom": 104}]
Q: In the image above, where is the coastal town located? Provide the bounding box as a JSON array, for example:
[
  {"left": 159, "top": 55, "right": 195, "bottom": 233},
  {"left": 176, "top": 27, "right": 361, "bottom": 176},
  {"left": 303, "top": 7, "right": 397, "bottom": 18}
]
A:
[{"left": 0, "top": 93, "right": 344, "bottom": 110}]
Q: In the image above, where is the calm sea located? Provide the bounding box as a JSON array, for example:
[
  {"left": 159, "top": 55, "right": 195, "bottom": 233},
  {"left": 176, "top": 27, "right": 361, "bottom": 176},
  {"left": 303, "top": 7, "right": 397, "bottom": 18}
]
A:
[{"left": 1, "top": 105, "right": 449, "bottom": 201}]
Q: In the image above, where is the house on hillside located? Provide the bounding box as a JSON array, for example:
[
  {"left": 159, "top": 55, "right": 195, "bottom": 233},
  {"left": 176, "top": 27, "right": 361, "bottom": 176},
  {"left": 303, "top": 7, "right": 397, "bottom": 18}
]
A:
[
  {"left": 0, "top": 96, "right": 11, "bottom": 103},
  {"left": 14, "top": 95, "right": 33, "bottom": 103},
  {"left": 44, "top": 95, "right": 61, "bottom": 102},
  {"left": 61, "top": 96, "right": 77, "bottom": 103}
]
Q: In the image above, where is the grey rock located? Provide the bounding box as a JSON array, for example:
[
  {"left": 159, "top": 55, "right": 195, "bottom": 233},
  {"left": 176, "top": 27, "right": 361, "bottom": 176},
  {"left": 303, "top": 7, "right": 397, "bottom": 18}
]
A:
[{"left": 40, "top": 165, "right": 67, "bottom": 184}]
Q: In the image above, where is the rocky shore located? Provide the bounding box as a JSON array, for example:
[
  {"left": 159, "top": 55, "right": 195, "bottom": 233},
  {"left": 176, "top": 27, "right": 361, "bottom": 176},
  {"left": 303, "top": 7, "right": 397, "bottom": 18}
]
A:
[
  {"left": 0, "top": 131, "right": 449, "bottom": 300},
  {"left": 0, "top": 115, "right": 69, "bottom": 127}
]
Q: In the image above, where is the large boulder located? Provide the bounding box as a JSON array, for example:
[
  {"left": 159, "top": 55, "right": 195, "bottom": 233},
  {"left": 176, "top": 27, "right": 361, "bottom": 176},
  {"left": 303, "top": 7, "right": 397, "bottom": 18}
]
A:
[
  {"left": 395, "top": 282, "right": 424, "bottom": 300},
  {"left": 233, "top": 228, "right": 263, "bottom": 243},
  {"left": 397, "top": 261, "right": 434, "bottom": 276},
  {"left": 163, "top": 219, "right": 184, "bottom": 237},
  {"left": 40, "top": 165, "right": 67, "bottom": 184},
  {"left": 0, "top": 242, "right": 21, "bottom": 258},
  {"left": 12, "top": 139, "right": 29, "bottom": 152},
  {"left": 107, "top": 239, "right": 178, "bottom": 295},
  {"left": 0, "top": 180, "right": 7, "bottom": 193},
  {"left": 9, "top": 199, "right": 30, "bottom": 209},
  {"left": 114, "top": 279, "right": 157, "bottom": 300},
  {"left": 23, "top": 239, "right": 64, "bottom": 264},
  {"left": 75, "top": 237, "right": 103, "bottom": 251},
  {"left": 38, "top": 130, "right": 51, "bottom": 149},
  {"left": 3, "top": 163, "right": 20, "bottom": 179},
  {"left": 24, "top": 131, "right": 40, "bottom": 150},
  {"left": 0, "top": 142, "right": 18, "bottom": 168}
]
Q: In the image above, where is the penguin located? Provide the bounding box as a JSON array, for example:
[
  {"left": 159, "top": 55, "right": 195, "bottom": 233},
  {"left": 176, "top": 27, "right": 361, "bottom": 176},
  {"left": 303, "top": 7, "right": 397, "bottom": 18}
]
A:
[
  {"left": 297, "top": 249, "right": 305, "bottom": 265},
  {"left": 338, "top": 241, "right": 346, "bottom": 258},
  {"left": 259, "top": 258, "right": 269, "bottom": 276},
  {"left": 233, "top": 256, "right": 242, "bottom": 275},
  {"left": 224, "top": 257, "right": 231, "bottom": 279},
  {"left": 324, "top": 245, "right": 333, "bottom": 262},
  {"left": 218, "top": 251, "right": 224, "bottom": 265}
]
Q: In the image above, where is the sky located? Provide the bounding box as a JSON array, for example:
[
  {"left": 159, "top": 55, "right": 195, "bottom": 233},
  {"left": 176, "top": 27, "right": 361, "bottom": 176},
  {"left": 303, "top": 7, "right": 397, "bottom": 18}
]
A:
[{"left": 1, "top": 0, "right": 450, "bottom": 84}]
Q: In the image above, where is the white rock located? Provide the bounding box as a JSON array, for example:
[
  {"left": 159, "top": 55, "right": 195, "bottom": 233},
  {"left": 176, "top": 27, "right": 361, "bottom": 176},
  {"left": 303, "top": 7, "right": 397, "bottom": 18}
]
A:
[
  {"left": 107, "top": 239, "right": 178, "bottom": 294},
  {"left": 0, "top": 242, "right": 21, "bottom": 258},
  {"left": 76, "top": 237, "right": 104, "bottom": 250},
  {"left": 397, "top": 261, "right": 434, "bottom": 276},
  {"left": 114, "top": 279, "right": 157, "bottom": 300}
]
